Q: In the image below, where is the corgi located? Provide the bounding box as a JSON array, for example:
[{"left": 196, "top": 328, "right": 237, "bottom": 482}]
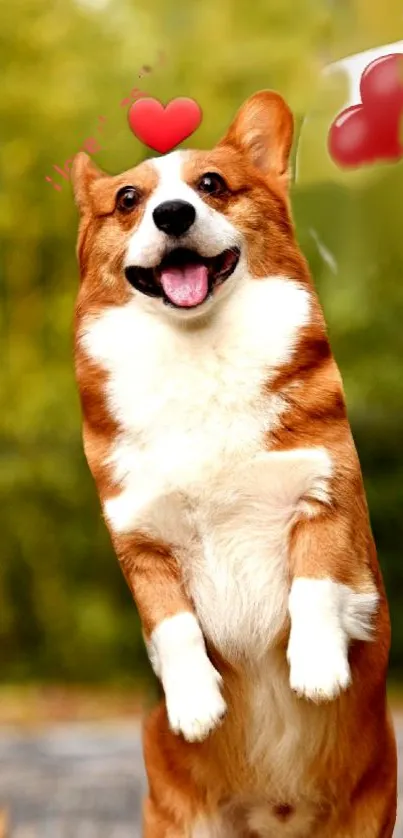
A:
[{"left": 72, "top": 91, "right": 397, "bottom": 837}]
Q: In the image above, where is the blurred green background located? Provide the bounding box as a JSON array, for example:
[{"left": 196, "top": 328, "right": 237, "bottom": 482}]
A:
[{"left": 1, "top": 0, "right": 403, "bottom": 692}]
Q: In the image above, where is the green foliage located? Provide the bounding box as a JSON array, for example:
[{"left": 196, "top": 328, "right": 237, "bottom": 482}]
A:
[{"left": 1, "top": 0, "right": 402, "bottom": 682}]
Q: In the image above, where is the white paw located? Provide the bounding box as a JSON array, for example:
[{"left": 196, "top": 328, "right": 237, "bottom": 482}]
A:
[
  {"left": 164, "top": 659, "right": 227, "bottom": 742},
  {"left": 287, "top": 633, "right": 351, "bottom": 702}
]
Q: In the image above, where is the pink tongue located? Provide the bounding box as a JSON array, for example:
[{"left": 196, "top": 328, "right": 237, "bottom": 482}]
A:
[{"left": 160, "top": 264, "right": 209, "bottom": 308}]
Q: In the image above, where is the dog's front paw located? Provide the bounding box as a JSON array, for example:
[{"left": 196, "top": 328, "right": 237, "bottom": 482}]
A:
[
  {"left": 287, "top": 632, "right": 351, "bottom": 703},
  {"left": 164, "top": 658, "right": 227, "bottom": 742}
]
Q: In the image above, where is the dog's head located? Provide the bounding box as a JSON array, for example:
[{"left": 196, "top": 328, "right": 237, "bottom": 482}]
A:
[{"left": 73, "top": 91, "right": 305, "bottom": 322}]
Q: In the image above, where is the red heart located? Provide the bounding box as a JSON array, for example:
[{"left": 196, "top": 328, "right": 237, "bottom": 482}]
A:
[
  {"left": 128, "top": 97, "right": 202, "bottom": 154},
  {"left": 328, "top": 53, "right": 403, "bottom": 168},
  {"left": 361, "top": 53, "right": 403, "bottom": 125}
]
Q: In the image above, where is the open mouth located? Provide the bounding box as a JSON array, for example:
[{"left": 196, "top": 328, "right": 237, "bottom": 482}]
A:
[{"left": 125, "top": 247, "right": 240, "bottom": 309}]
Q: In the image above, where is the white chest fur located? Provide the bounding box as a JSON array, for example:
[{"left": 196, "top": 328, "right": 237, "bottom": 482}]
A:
[{"left": 81, "top": 276, "right": 327, "bottom": 659}]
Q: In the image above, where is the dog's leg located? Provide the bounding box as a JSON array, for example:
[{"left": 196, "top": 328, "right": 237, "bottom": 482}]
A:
[
  {"left": 330, "top": 718, "right": 397, "bottom": 838},
  {"left": 285, "top": 485, "right": 381, "bottom": 703},
  {"left": 287, "top": 575, "right": 363, "bottom": 701},
  {"left": 115, "top": 531, "right": 226, "bottom": 742},
  {"left": 243, "top": 446, "right": 381, "bottom": 701},
  {"left": 327, "top": 772, "right": 397, "bottom": 838},
  {"left": 143, "top": 795, "right": 189, "bottom": 838},
  {"left": 250, "top": 445, "right": 380, "bottom": 702},
  {"left": 286, "top": 553, "right": 380, "bottom": 702}
]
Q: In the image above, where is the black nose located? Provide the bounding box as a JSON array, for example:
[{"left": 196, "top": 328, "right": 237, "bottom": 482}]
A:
[{"left": 152, "top": 200, "right": 196, "bottom": 237}]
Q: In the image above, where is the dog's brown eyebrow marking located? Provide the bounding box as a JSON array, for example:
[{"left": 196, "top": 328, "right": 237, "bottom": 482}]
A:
[
  {"left": 118, "top": 160, "right": 159, "bottom": 195},
  {"left": 95, "top": 160, "right": 159, "bottom": 213}
]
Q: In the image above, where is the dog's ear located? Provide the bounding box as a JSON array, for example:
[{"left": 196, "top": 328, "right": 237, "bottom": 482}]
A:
[
  {"left": 219, "top": 91, "right": 294, "bottom": 180},
  {"left": 71, "top": 152, "right": 104, "bottom": 214}
]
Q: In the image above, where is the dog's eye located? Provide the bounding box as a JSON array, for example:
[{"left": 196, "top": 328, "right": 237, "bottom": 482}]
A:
[
  {"left": 197, "top": 172, "right": 228, "bottom": 197},
  {"left": 116, "top": 186, "right": 141, "bottom": 213}
]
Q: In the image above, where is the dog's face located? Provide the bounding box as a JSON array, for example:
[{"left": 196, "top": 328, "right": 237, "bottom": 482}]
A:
[{"left": 73, "top": 91, "right": 304, "bottom": 322}]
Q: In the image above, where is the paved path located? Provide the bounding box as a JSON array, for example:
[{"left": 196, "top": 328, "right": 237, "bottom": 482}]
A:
[{"left": 0, "top": 717, "right": 402, "bottom": 837}]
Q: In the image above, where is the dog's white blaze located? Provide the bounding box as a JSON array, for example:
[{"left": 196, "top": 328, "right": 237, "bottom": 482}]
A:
[
  {"left": 287, "top": 578, "right": 379, "bottom": 701},
  {"left": 125, "top": 150, "right": 241, "bottom": 271}
]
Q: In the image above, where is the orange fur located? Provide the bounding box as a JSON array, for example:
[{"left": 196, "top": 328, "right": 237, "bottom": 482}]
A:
[{"left": 72, "top": 91, "right": 397, "bottom": 836}]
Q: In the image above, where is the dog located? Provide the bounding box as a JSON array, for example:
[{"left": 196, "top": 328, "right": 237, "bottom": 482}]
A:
[{"left": 72, "top": 91, "right": 397, "bottom": 837}]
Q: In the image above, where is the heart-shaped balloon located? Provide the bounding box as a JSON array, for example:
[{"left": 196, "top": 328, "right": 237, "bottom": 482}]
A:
[
  {"left": 128, "top": 97, "right": 203, "bottom": 154},
  {"left": 328, "top": 53, "right": 403, "bottom": 168}
]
